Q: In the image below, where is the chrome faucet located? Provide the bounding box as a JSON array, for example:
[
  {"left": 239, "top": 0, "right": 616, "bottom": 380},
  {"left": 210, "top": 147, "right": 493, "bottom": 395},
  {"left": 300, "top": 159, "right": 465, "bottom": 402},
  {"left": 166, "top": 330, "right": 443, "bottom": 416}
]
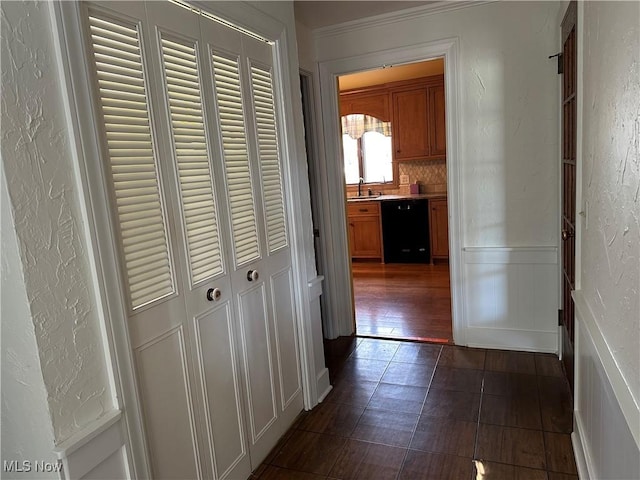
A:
[{"left": 358, "top": 177, "right": 364, "bottom": 197}]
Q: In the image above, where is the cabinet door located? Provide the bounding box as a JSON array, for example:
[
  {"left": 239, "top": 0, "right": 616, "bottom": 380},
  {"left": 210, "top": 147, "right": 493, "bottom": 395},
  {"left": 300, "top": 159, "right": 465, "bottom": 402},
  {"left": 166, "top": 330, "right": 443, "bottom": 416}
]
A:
[
  {"left": 429, "top": 199, "right": 449, "bottom": 260},
  {"left": 392, "top": 88, "right": 429, "bottom": 160},
  {"left": 349, "top": 215, "right": 382, "bottom": 258},
  {"left": 429, "top": 85, "right": 446, "bottom": 157},
  {"left": 340, "top": 92, "right": 390, "bottom": 121}
]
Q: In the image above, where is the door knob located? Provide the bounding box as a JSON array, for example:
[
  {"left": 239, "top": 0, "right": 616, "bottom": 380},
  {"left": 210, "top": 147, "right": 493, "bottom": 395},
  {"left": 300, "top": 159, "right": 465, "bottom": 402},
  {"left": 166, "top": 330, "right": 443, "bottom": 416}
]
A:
[
  {"left": 247, "top": 270, "right": 259, "bottom": 282},
  {"left": 206, "top": 287, "right": 222, "bottom": 302},
  {"left": 561, "top": 230, "right": 574, "bottom": 241}
]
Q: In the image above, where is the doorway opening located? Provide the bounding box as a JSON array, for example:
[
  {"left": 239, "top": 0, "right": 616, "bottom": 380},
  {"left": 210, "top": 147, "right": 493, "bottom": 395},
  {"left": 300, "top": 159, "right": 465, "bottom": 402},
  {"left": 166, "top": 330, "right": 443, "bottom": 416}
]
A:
[{"left": 338, "top": 58, "right": 453, "bottom": 343}]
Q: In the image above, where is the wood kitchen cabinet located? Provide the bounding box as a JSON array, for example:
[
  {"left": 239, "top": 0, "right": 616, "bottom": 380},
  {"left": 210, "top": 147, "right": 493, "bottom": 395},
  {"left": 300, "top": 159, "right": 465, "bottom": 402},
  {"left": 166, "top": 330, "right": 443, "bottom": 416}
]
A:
[
  {"left": 390, "top": 76, "right": 446, "bottom": 161},
  {"left": 347, "top": 201, "right": 383, "bottom": 260},
  {"left": 340, "top": 91, "right": 390, "bottom": 121},
  {"left": 429, "top": 198, "right": 449, "bottom": 261},
  {"left": 339, "top": 75, "right": 446, "bottom": 173},
  {"left": 392, "top": 88, "right": 430, "bottom": 160},
  {"left": 429, "top": 84, "right": 446, "bottom": 157}
]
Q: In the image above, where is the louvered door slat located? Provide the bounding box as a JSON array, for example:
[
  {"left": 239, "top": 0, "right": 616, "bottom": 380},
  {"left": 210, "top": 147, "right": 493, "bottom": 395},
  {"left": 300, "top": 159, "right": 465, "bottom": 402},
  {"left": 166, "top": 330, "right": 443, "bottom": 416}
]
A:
[
  {"left": 88, "top": 12, "right": 174, "bottom": 310},
  {"left": 249, "top": 64, "right": 288, "bottom": 253},
  {"left": 212, "top": 52, "right": 260, "bottom": 266},
  {"left": 160, "top": 36, "right": 223, "bottom": 285}
]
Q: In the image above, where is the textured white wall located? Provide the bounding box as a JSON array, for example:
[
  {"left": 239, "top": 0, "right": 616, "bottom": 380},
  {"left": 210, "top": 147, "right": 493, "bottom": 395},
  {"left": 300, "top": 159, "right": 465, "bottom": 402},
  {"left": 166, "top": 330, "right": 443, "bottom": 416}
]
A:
[
  {"left": 1, "top": 172, "right": 57, "bottom": 478},
  {"left": 580, "top": 0, "right": 640, "bottom": 409},
  {"left": 315, "top": 1, "right": 560, "bottom": 247},
  {"left": 1, "top": 1, "right": 113, "bottom": 443}
]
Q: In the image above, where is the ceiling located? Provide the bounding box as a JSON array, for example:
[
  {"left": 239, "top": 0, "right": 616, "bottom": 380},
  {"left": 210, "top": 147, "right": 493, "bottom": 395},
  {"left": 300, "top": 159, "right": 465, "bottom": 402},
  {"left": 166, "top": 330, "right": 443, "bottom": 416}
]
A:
[
  {"left": 294, "top": 1, "right": 437, "bottom": 29},
  {"left": 339, "top": 58, "right": 444, "bottom": 90}
]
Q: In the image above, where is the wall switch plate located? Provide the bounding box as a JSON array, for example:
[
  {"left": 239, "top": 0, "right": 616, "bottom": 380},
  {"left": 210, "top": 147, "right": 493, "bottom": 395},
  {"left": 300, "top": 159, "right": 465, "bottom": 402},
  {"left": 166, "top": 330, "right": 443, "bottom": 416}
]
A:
[{"left": 400, "top": 174, "right": 410, "bottom": 185}]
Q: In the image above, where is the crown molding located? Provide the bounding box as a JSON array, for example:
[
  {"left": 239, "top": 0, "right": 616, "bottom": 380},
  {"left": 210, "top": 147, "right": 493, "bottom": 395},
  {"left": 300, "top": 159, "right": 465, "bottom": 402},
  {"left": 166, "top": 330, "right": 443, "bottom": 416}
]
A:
[{"left": 314, "top": 1, "right": 496, "bottom": 39}]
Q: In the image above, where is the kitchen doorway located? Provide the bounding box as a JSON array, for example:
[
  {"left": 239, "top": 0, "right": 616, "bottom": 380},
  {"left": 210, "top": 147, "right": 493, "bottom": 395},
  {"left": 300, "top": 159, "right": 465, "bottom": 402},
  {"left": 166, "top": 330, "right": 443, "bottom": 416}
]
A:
[{"left": 339, "top": 59, "right": 453, "bottom": 343}]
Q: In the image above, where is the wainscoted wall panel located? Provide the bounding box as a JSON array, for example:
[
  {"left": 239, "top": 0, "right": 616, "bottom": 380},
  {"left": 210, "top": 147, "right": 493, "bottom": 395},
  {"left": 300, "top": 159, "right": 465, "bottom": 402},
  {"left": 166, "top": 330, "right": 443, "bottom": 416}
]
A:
[
  {"left": 573, "top": 292, "right": 640, "bottom": 480},
  {"left": 54, "top": 410, "right": 129, "bottom": 480},
  {"left": 81, "top": 448, "right": 128, "bottom": 480},
  {"left": 464, "top": 247, "right": 558, "bottom": 353}
]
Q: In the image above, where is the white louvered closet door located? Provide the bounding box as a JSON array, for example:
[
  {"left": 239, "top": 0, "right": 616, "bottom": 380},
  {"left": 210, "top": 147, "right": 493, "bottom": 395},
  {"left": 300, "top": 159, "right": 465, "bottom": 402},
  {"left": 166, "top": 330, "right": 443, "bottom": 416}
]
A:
[
  {"left": 203, "top": 19, "right": 303, "bottom": 468},
  {"left": 84, "top": 1, "right": 302, "bottom": 478},
  {"left": 146, "top": 3, "right": 254, "bottom": 480},
  {"left": 84, "top": 4, "right": 208, "bottom": 479}
]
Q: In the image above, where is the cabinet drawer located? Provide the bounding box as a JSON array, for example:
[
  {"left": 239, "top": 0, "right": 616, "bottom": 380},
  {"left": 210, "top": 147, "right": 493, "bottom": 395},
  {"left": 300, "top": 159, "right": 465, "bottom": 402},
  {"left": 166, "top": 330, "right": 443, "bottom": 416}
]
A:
[{"left": 347, "top": 202, "right": 380, "bottom": 216}]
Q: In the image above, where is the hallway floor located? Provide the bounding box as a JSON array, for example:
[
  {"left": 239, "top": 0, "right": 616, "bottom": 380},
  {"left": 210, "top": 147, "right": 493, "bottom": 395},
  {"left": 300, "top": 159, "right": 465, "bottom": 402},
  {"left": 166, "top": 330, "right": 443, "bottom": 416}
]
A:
[
  {"left": 352, "top": 263, "right": 453, "bottom": 343},
  {"left": 253, "top": 337, "right": 577, "bottom": 479}
]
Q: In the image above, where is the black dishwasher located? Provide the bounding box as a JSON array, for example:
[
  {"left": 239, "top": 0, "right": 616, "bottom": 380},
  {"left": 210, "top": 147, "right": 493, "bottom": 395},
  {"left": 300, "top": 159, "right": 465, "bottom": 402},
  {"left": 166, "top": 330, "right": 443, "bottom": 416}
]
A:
[{"left": 381, "top": 199, "right": 430, "bottom": 263}]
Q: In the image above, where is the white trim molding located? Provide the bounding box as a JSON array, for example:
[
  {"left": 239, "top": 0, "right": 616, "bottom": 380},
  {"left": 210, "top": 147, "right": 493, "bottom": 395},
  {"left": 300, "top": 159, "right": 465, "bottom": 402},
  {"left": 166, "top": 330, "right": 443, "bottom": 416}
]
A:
[
  {"left": 314, "top": 1, "right": 495, "bottom": 39},
  {"left": 572, "top": 290, "right": 640, "bottom": 480},
  {"left": 53, "top": 410, "right": 130, "bottom": 480},
  {"left": 463, "top": 247, "right": 559, "bottom": 353},
  {"left": 316, "top": 37, "right": 465, "bottom": 345}
]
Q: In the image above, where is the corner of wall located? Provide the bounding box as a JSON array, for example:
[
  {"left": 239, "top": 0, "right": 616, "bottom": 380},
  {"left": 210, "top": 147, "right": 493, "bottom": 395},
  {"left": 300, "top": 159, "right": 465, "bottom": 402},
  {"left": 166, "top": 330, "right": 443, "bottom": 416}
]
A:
[
  {"left": 1, "top": 168, "right": 57, "bottom": 479},
  {"left": 1, "top": 0, "right": 114, "bottom": 445}
]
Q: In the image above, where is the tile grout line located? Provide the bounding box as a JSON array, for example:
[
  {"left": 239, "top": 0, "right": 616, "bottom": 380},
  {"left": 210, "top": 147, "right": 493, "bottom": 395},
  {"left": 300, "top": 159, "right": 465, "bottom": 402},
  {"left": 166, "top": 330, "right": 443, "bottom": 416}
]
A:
[
  {"left": 392, "top": 344, "right": 444, "bottom": 480},
  {"left": 471, "top": 349, "right": 488, "bottom": 470},
  {"left": 535, "top": 363, "right": 551, "bottom": 476}
]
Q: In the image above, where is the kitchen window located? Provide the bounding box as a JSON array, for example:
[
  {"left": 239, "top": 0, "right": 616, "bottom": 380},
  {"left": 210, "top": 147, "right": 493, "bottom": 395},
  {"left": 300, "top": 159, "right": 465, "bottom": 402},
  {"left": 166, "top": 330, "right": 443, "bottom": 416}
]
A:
[{"left": 342, "top": 114, "right": 393, "bottom": 185}]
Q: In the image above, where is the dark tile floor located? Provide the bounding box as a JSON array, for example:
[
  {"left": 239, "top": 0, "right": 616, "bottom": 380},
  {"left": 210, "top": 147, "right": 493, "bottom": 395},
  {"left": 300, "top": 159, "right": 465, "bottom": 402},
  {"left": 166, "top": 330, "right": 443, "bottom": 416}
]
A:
[{"left": 253, "top": 337, "right": 577, "bottom": 480}]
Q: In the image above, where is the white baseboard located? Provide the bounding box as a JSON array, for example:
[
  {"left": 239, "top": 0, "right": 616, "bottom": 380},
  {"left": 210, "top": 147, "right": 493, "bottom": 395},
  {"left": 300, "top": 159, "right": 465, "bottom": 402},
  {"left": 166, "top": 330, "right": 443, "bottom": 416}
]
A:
[
  {"left": 466, "top": 326, "right": 557, "bottom": 353},
  {"left": 316, "top": 368, "right": 332, "bottom": 403},
  {"left": 572, "top": 414, "right": 593, "bottom": 480},
  {"left": 53, "top": 410, "right": 130, "bottom": 480}
]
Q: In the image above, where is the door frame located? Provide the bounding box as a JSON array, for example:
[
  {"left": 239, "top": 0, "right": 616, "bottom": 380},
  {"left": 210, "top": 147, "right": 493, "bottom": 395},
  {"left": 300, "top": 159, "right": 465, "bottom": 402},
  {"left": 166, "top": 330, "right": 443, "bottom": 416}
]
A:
[
  {"left": 317, "top": 38, "right": 466, "bottom": 344},
  {"left": 51, "top": 2, "right": 322, "bottom": 477}
]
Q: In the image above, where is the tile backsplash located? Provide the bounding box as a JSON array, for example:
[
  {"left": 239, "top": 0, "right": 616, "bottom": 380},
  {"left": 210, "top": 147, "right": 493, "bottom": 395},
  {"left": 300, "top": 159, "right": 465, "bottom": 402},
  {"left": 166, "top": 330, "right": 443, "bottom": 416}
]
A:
[{"left": 387, "top": 159, "right": 447, "bottom": 195}]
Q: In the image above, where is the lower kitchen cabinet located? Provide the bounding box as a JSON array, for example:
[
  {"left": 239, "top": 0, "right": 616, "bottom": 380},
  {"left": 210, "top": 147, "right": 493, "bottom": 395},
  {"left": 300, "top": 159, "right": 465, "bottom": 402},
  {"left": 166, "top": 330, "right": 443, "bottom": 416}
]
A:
[
  {"left": 347, "top": 201, "right": 383, "bottom": 260},
  {"left": 429, "top": 198, "right": 449, "bottom": 261}
]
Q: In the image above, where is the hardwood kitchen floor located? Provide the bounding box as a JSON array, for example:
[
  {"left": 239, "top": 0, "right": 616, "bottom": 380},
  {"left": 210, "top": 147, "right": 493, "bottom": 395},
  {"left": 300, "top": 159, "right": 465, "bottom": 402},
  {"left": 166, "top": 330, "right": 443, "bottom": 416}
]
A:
[
  {"left": 252, "top": 338, "right": 577, "bottom": 479},
  {"left": 352, "top": 263, "right": 453, "bottom": 343}
]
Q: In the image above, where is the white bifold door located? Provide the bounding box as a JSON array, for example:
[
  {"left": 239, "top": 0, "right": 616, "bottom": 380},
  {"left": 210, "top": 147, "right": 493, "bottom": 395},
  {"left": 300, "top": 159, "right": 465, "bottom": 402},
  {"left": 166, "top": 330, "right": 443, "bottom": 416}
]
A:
[{"left": 82, "top": 2, "right": 303, "bottom": 478}]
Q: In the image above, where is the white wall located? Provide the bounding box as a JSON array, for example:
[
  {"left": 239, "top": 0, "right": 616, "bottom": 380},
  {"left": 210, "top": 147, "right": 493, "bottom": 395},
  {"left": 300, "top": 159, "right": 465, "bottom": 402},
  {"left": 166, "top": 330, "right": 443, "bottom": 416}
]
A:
[
  {"left": 1, "top": 171, "right": 57, "bottom": 479},
  {"left": 315, "top": 1, "right": 560, "bottom": 247},
  {"left": 580, "top": 0, "right": 639, "bottom": 416},
  {"left": 312, "top": 1, "right": 561, "bottom": 349},
  {"left": 1, "top": 0, "right": 114, "bottom": 444},
  {"left": 572, "top": 1, "right": 640, "bottom": 477}
]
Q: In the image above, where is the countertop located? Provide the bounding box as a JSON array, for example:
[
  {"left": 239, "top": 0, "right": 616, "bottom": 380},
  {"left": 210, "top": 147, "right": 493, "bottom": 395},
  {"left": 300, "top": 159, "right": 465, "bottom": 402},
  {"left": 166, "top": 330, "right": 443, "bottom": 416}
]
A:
[{"left": 347, "top": 193, "right": 447, "bottom": 203}]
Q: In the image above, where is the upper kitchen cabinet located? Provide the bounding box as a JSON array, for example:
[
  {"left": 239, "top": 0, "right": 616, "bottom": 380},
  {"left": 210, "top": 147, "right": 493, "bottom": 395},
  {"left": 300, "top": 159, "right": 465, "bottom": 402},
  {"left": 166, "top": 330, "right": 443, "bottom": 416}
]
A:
[
  {"left": 340, "top": 91, "right": 390, "bottom": 121},
  {"left": 428, "top": 84, "right": 446, "bottom": 157},
  {"left": 392, "top": 88, "right": 429, "bottom": 160},
  {"left": 391, "top": 75, "right": 446, "bottom": 161}
]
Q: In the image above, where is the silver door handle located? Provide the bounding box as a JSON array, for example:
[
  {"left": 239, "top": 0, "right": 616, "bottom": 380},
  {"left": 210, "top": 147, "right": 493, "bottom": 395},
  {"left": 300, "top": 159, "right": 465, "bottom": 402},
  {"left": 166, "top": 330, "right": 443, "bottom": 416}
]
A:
[
  {"left": 206, "top": 288, "right": 222, "bottom": 302},
  {"left": 247, "top": 270, "right": 259, "bottom": 282}
]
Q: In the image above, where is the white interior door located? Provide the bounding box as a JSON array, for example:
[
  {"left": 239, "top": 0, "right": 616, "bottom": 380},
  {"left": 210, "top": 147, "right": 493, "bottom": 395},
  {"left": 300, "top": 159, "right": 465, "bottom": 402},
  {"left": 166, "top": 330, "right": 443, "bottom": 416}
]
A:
[
  {"left": 83, "top": 1, "right": 302, "bottom": 478},
  {"left": 84, "top": 4, "right": 213, "bottom": 479},
  {"left": 204, "top": 20, "right": 304, "bottom": 466},
  {"left": 146, "top": 4, "right": 253, "bottom": 479}
]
